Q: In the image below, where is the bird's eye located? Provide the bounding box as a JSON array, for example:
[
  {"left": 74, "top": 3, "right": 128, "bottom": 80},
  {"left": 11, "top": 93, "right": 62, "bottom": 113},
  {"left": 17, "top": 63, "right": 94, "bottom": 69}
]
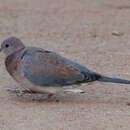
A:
[{"left": 5, "top": 44, "right": 9, "bottom": 48}]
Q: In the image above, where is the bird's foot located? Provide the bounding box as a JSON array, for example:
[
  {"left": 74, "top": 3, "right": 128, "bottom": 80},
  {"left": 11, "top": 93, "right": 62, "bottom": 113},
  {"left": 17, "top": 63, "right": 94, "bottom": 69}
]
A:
[
  {"left": 6, "top": 88, "right": 33, "bottom": 97},
  {"left": 33, "top": 93, "right": 59, "bottom": 102},
  {"left": 7, "top": 88, "right": 59, "bottom": 102}
]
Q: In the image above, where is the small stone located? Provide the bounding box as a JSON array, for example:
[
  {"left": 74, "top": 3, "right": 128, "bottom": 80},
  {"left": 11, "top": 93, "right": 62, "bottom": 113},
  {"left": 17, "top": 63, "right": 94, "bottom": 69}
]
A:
[{"left": 112, "top": 31, "right": 124, "bottom": 36}]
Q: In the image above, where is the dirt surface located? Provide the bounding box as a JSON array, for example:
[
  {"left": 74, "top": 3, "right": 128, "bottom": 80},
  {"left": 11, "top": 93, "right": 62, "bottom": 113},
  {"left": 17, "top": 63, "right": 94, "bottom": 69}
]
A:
[{"left": 0, "top": 0, "right": 130, "bottom": 129}]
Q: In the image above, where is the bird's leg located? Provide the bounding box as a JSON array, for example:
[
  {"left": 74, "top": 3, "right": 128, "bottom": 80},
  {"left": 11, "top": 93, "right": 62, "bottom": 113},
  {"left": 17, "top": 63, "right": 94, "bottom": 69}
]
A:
[
  {"left": 35, "top": 93, "right": 59, "bottom": 102},
  {"left": 47, "top": 93, "right": 54, "bottom": 99}
]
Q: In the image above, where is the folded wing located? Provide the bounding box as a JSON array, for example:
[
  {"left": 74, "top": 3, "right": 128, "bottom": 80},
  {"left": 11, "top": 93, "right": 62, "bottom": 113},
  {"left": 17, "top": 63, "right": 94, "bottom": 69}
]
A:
[{"left": 21, "top": 49, "right": 86, "bottom": 86}]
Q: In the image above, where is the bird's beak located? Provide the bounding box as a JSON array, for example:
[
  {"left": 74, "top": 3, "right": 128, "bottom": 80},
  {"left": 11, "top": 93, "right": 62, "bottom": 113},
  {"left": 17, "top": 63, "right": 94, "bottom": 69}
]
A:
[{"left": 0, "top": 48, "right": 2, "bottom": 52}]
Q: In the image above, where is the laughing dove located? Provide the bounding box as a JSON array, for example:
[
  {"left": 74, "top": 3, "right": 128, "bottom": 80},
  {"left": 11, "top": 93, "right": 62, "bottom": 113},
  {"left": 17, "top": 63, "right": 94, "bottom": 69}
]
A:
[{"left": 1, "top": 37, "right": 130, "bottom": 97}]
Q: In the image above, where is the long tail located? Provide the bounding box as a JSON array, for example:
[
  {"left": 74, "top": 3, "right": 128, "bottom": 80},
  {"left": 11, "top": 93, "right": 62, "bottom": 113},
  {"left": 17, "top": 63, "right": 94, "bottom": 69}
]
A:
[{"left": 97, "top": 74, "right": 130, "bottom": 84}]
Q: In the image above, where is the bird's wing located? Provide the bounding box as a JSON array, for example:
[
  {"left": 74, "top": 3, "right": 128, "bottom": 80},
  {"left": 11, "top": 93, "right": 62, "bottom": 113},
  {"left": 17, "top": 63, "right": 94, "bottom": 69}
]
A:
[{"left": 21, "top": 48, "right": 86, "bottom": 86}]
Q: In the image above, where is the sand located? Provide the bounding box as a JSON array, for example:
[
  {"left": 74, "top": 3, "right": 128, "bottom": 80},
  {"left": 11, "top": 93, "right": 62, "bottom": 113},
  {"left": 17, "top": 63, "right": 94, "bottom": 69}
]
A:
[{"left": 0, "top": 0, "right": 130, "bottom": 129}]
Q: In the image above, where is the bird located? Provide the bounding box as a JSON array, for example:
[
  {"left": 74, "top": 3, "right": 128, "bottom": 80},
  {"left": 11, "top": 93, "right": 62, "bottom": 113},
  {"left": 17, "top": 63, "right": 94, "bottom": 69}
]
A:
[{"left": 1, "top": 36, "right": 130, "bottom": 100}]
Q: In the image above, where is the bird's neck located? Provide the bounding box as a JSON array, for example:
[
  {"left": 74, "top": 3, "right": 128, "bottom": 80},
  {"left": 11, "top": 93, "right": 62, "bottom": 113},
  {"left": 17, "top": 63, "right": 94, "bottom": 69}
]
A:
[{"left": 5, "top": 46, "right": 25, "bottom": 58}]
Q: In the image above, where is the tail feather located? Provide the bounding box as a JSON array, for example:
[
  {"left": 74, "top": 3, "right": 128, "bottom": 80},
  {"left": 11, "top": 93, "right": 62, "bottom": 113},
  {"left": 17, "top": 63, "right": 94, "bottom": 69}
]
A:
[{"left": 98, "top": 75, "right": 130, "bottom": 84}]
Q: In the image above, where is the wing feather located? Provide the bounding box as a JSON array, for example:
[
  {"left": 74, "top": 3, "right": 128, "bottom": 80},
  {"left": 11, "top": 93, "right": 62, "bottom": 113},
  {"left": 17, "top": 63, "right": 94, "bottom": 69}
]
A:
[{"left": 21, "top": 49, "right": 85, "bottom": 86}]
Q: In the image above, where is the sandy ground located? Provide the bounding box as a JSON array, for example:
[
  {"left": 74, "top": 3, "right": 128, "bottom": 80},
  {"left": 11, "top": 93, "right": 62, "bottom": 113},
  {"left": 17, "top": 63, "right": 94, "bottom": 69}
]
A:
[{"left": 0, "top": 0, "right": 130, "bottom": 129}]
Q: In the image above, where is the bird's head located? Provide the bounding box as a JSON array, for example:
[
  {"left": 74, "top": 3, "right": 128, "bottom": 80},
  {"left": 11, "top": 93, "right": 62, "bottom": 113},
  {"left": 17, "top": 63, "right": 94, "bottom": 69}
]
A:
[{"left": 0, "top": 37, "right": 25, "bottom": 56}]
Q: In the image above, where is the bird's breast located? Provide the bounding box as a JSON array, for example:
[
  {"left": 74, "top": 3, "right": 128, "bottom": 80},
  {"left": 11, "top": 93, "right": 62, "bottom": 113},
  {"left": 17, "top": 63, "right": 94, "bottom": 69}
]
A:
[{"left": 5, "top": 52, "right": 22, "bottom": 77}]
